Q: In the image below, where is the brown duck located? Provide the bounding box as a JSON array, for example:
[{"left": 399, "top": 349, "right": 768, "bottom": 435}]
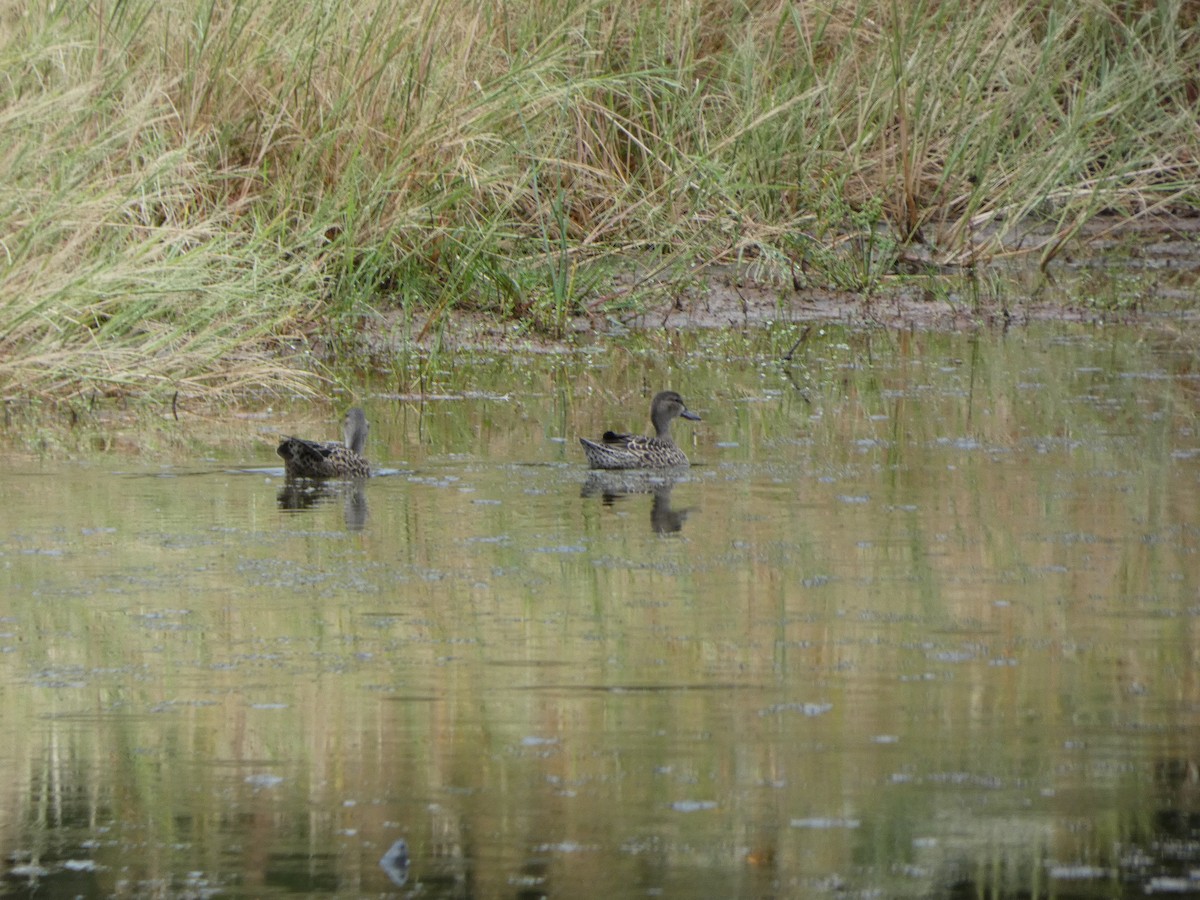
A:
[
  {"left": 277, "top": 408, "right": 371, "bottom": 479},
  {"left": 579, "top": 391, "right": 700, "bottom": 469}
]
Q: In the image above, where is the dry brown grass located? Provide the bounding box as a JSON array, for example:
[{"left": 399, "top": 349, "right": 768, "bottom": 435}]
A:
[{"left": 1, "top": 0, "right": 1197, "bottom": 402}]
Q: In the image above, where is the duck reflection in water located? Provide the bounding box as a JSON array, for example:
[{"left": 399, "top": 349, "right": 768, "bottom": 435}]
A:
[
  {"left": 581, "top": 471, "right": 693, "bottom": 535},
  {"left": 277, "top": 480, "right": 369, "bottom": 531}
]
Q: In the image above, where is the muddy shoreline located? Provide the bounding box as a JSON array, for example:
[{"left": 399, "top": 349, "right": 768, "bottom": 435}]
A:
[
  {"left": 362, "top": 216, "right": 1198, "bottom": 352},
  {"left": 377, "top": 251, "right": 1199, "bottom": 355}
]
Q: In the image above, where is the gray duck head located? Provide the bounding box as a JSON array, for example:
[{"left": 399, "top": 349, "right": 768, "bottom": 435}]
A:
[{"left": 650, "top": 391, "right": 700, "bottom": 439}]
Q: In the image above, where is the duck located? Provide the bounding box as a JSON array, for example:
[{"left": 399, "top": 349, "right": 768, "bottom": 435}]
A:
[
  {"left": 277, "top": 407, "right": 371, "bottom": 479},
  {"left": 579, "top": 390, "right": 700, "bottom": 469}
]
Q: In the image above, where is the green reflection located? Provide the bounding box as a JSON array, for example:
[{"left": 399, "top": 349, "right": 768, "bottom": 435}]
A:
[{"left": 0, "top": 324, "right": 1198, "bottom": 898}]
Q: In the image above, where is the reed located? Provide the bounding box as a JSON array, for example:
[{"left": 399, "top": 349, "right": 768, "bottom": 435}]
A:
[{"left": 1, "top": 0, "right": 1196, "bottom": 402}]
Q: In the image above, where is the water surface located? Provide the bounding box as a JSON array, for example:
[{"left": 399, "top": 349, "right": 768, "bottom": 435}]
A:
[{"left": 2, "top": 324, "right": 1199, "bottom": 898}]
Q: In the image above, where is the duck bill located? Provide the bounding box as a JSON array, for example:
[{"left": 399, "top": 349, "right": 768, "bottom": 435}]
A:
[{"left": 681, "top": 410, "right": 701, "bottom": 421}]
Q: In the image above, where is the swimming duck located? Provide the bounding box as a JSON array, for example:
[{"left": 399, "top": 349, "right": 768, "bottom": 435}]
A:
[
  {"left": 277, "top": 407, "right": 371, "bottom": 479},
  {"left": 579, "top": 390, "right": 700, "bottom": 469}
]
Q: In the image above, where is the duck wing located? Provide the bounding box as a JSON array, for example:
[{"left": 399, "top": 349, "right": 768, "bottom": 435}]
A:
[
  {"left": 280, "top": 436, "right": 338, "bottom": 460},
  {"left": 601, "top": 430, "right": 636, "bottom": 446}
]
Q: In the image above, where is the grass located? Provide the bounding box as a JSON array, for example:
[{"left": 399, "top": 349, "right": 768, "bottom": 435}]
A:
[{"left": 1, "top": 0, "right": 1197, "bottom": 403}]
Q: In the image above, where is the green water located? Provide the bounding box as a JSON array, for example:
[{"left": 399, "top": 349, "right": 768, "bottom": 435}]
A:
[{"left": 1, "top": 324, "right": 1198, "bottom": 898}]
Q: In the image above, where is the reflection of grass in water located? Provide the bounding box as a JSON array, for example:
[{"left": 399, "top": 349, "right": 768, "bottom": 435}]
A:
[
  {"left": 3, "top": 0, "right": 1199, "bottom": 404},
  {"left": 4, "top": 320, "right": 1191, "bottom": 474},
  {"left": 0, "top": 330, "right": 1197, "bottom": 894}
]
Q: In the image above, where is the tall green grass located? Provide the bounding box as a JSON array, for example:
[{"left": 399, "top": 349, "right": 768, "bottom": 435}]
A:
[{"left": 1, "top": 0, "right": 1197, "bottom": 402}]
